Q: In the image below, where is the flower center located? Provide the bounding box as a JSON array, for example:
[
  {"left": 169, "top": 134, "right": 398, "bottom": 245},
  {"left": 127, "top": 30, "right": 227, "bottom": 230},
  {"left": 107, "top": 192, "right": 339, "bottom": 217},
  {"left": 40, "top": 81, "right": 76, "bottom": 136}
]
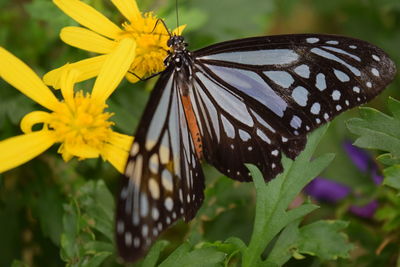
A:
[
  {"left": 48, "top": 91, "right": 114, "bottom": 154},
  {"left": 121, "top": 12, "right": 171, "bottom": 80}
]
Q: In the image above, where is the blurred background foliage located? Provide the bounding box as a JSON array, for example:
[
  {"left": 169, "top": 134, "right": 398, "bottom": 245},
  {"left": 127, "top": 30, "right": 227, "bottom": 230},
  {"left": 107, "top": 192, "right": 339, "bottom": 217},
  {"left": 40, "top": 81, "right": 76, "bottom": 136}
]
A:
[{"left": 0, "top": 0, "right": 399, "bottom": 266}]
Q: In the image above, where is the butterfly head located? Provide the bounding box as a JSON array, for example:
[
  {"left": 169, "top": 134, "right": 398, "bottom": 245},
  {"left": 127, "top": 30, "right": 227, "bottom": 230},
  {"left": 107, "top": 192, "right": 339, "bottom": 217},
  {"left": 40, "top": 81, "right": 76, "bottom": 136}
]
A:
[{"left": 167, "top": 35, "right": 187, "bottom": 52}]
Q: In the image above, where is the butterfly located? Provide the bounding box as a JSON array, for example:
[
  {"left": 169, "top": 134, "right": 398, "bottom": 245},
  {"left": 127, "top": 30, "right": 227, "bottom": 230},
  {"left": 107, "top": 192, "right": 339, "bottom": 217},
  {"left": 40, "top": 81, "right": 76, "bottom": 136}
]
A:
[{"left": 115, "top": 31, "right": 396, "bottom": 261}]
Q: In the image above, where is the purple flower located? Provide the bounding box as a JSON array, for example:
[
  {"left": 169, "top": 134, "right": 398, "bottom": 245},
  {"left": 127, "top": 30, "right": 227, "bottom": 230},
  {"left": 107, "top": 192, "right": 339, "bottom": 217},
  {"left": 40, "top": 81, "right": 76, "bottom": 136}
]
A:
[
  {"left": 343, "top": 141, "right": 372, "bottom": 172},
  {"left": 305, "top": 178, "right": 351, "bottom": 203},
  {"left": 349, "top": 200, "right": 379, "bottom": 218},
  {"left": 305, "top": 142, "right": 382, "bottom": 218}
]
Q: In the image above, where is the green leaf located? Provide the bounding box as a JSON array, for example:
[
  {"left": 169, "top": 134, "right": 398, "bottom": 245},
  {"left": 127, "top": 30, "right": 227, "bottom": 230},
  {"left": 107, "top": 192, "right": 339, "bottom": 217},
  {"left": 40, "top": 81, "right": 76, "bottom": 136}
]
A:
[
  {"left": 347, "top": 97, "right": 400, "bottom": 193},
  {"left": 81, "top": 252, "right": 113, "bottom": 267},
  {"left": 377, "top": 153, "right": 400, "bottom": 166},
  {"left": 383, "top": 165, "right": 400, "bottom": 191},
  {"left": 241, "top": 125, "right": 336, "bottom": 267},
  {"left": 266, "top": 220, "right": 301, "bottom": 266},
  {"left": 141, "top": 240, "right": 170, "bottom": 267},
  {"left": 35, "top": 185, "right": 64, "bottom": 245},
  {"left": 159, "top": 242, "right": 192, "bottom": 267},
  {"left": 160, "top": 245, "right": 225, "bottom": 267},
  {"left": 347, "top": 98, "right": 400, "bottom": 158},
  {"left": 60, "top": 180, "right": 114, "bottom": 266},
  {"left": 375, "top": 191, "right": 400, "bottom": 232},
  {"left": 297, "top": 220, "right": 353, "bottom": 261}
]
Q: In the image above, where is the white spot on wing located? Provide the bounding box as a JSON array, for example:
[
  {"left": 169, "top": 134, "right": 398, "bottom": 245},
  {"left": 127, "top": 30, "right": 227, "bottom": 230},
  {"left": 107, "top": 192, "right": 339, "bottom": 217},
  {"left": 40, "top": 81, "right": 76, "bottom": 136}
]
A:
[
  {"left": 290, "top": 115, "right": 302, "bottom": 129},
  {"left": 164, "top": 197, "right": 174, "bottom": 211},
  {"left": 159, "top": 134, "right": 170, "bottom": 164},
  {"left": 221, "top": 115, "right": 235, "bottom": 138},
  {"left": 201, "top": 49, "right": 299, "bottom": 65},
  {"left": 131, "top": 142, "right": 139, "bottom": 156},
  {"left": 332, "top": 90, "right": 341, "bottom": 100},
  {"left": 371, "top": 68, "right": 380, "bottom": 77},
  {"left": 148, "top": 178, "right": 160, "bottom": 199},
  {"left": 125, "top": 232, "right": 132, "bottom": 246},
  {"left": 125, "top": 161, "right": 135, "bottom": 177},
  {"left": 239, "top": 129, "right": 251, "bottom": 141},
  {"left": 161, "top": 169, "right": 173, "bottom": 191},
  {"left": 334, "top": 69, "right": 350, "bottom": 82},
  {"left": 140, "top": 192, "right": 149, "bottom": 217},
  {"left": 134, "top": 237, "right": 140, "bottom": 247},
  {"left": 149, "top": 154, "right": 159, "bottom": 174},
  {"left": 117, "top": 220, "right": 124, "bottom": 234},
  {"left": 294, "top": 64, "right": 310, "bottom": 78},
  {"left": 353, "top": 86, "right": 360, "bottom": 93},
  {"left": 142, "top": 224, "right": 149, "bottom": 237},
  {"left": 264, "top": 71, "right": 294, "bottom": 88},
  {"left": 152, "top": 207, "right": 159, "bottom": 220},
  {"left": 256, "top": 129, "right": 271, "bottom": 144},
  {"left": 326, "top": 40, "right": 339, "bottom": 45},
  {"left": 306, "top": 37, "right": 319, "bottom": 43},
  {"left": 311, "top": 102, "right": 321, "bottom": 114},
  {"left": 372, "top": 54, "right": 380, "bottom": 61},
  {"left": 292, "top": 86, "right": 309, "bottom": 107},
  {"left": 366, "top": 82, "right": 372, "bottom": 88},
  {"left": 316, "top": 73, "right": 327, "bottom": 91}
]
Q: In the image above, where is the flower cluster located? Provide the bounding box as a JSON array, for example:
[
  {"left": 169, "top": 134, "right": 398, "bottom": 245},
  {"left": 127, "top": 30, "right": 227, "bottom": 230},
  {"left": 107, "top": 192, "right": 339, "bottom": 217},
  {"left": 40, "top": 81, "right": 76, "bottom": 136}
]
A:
[{"left": 0, "top": 0, "right": 182, "bottom": 174}]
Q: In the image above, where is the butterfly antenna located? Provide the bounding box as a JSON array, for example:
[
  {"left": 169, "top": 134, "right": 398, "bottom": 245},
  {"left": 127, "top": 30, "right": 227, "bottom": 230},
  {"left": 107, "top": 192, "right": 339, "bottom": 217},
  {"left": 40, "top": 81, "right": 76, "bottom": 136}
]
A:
[{"left": 176, "top": 0, "right": 180, "bottom": 35}]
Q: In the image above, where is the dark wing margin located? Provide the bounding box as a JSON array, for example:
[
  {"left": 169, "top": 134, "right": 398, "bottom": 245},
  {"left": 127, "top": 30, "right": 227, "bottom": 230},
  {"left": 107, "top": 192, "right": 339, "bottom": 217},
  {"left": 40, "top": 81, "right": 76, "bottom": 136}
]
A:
[
  {"left": 116, "top": 68, "right": 204, "bottom": 262},
  {"left": 191, "top": 34, "right": 396, "bottom": 182}
]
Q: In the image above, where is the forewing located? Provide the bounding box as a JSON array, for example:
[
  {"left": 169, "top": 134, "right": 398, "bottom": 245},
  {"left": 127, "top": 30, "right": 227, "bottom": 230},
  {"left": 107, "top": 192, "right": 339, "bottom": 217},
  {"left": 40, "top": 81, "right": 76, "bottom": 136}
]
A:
[
  {"left": 191, "top": 34, "right": 396, "bottom": 181},
  {"left": 116, "top": 69, "right": 204, "bottom": 262}
]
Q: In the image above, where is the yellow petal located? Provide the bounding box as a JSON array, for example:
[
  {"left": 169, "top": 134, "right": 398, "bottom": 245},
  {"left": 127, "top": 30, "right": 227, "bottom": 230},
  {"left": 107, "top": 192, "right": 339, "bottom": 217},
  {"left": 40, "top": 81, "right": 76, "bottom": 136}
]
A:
[
  {"left": 91, "top": 38, "right": 136, "bottom": 103},
  {"left": 111, "top": 0, "right": 141, "bottom": 22},
  {"left": 59, "top": 68, "right": 79, "bottom": 107},
  {"left": 0, "top": 48, "right": 59, "bottom": 111},
  {"left": 61, "top": 142, "right": 100, "bottom": 159},
  {"left": 102, "top": 143, "right": 130, "bottom": 173},
  {"left": 102, "top": 131, "right": 133, "bottom": 173},
  {"left": 60, "top": 26, "right": 117, "bottom": 54},
  {"left": 43, "top": 55, "right": 107, "bottom": 89},
  {"left": 0, "top": 131, "right": 56, "bottom": 173},
  {"left": 20, "top": 111, "right": 52, "bottom": 133},
  {"left": 172, "top": 24, "right": 187, "bottom": 36},
  {"left": 108, "top": 131, "right": 134, "bottom": 151},
  {"left": 53, "top": 0, "right": 122, "bottom": 39}
]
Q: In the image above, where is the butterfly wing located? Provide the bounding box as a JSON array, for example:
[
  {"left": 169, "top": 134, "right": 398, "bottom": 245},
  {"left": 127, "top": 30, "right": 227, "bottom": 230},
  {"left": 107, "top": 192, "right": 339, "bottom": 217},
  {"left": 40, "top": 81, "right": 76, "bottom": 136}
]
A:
[
  {"left": 116, "top": 67, "right": 205, "bottom": 262},
  {"left": 191, "top": 34, "right": 396, "bottom": 182}
]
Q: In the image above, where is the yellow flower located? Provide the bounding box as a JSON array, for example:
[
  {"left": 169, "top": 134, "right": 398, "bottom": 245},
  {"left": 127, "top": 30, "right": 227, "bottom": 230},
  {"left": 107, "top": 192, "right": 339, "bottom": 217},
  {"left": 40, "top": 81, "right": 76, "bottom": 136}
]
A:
[
  {"left": 0, "top": 39, "right": 136, "bottom": 173},
  {"left": 44, "top": 0, "right": 185, "bottom": 88}
]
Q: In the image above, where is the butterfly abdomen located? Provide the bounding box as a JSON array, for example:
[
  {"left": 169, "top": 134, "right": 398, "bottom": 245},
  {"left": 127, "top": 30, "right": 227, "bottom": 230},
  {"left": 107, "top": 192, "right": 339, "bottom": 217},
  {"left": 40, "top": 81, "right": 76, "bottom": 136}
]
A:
[{"left": 181, "top": 93, "right": 203, "bottom": 159}]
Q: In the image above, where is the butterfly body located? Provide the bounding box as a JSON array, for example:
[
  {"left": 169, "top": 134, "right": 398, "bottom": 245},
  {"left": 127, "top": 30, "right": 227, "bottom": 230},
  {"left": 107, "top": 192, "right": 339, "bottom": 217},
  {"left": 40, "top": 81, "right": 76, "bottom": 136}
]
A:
[
  {"left": 116, "top": 33, "right": 396, "bottom": 262},
  {"left": 165, "top": 36, "right": 204, "bottom": 158}
]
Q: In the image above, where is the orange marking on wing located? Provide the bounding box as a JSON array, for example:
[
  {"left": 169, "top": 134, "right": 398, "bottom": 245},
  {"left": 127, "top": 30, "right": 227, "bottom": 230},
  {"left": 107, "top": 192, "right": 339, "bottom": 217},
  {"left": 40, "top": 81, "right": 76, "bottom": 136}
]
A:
[{"left": 181, "top": 94, "right": 203, "bottom": 159}]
